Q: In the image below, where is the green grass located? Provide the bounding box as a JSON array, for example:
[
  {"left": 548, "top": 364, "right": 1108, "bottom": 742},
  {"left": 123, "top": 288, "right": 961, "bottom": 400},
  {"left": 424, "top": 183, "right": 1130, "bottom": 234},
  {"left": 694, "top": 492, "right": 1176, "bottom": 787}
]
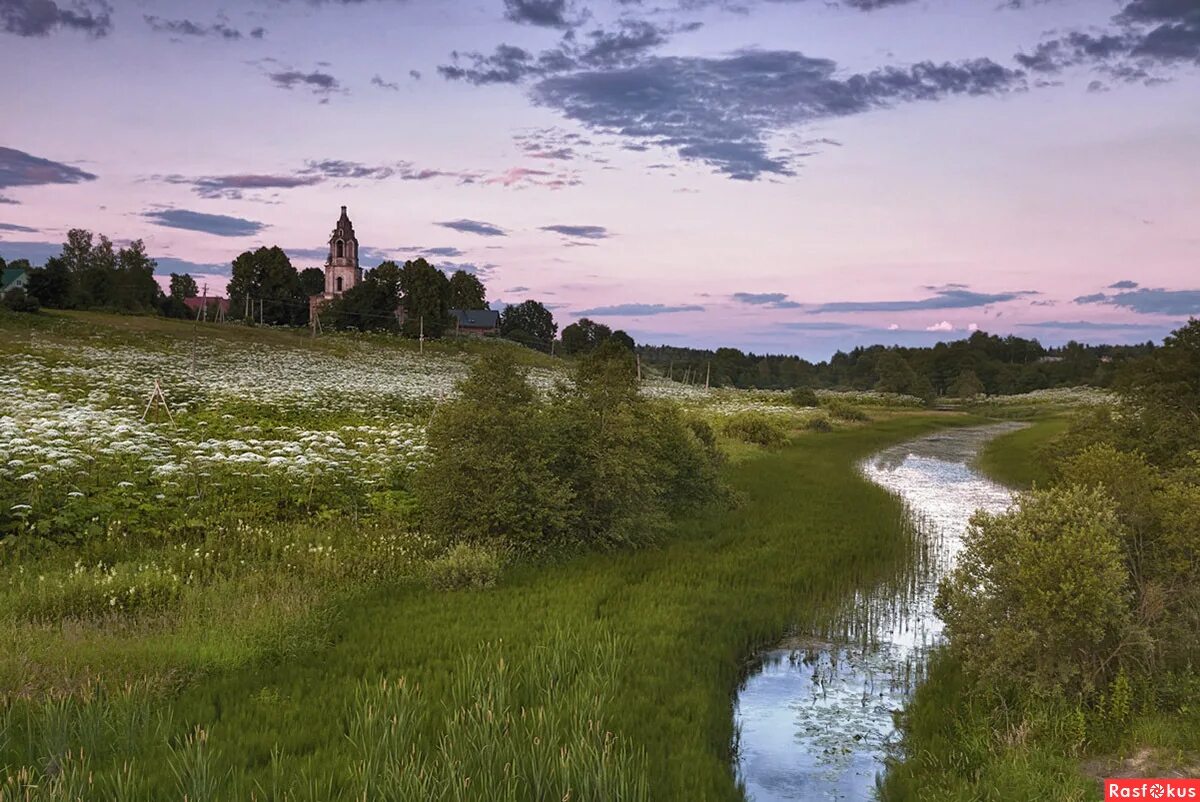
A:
[
  {"left": 0, "top": 308, "right": 561, "bottom": 368},
  {"left": 1, "top": 411, "right": 974, "bottom": 800},
  {"left": 974, "top": 415, "right": 1071, "bottom": 488}
]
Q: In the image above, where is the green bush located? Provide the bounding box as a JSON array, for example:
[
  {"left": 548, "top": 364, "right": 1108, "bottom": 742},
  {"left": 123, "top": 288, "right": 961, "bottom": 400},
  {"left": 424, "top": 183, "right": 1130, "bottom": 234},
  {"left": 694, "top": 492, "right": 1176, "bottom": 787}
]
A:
[
  {"left": 789, "top": 387, "right": 819, "bottom": 407},
  {"left": 415, "top": 343, "right": 726, "bottom": 556},
  {"left": 720, "top": 412, "right": 788, "bottom": 447},
  {"left": 823, "top": 399, "right": 869, "bottom": 422},
  {"left": 804, "top": 413, "right": 833, "bottom": 432},
  {"left": 426, "top": 543, "right": 504, "bottom": 591},
  {"left": 936, "top": 486, "right": 1137, "bottom": 697},
  {"left": 2, "top": 287, "right": 39, "bottom": 314}
]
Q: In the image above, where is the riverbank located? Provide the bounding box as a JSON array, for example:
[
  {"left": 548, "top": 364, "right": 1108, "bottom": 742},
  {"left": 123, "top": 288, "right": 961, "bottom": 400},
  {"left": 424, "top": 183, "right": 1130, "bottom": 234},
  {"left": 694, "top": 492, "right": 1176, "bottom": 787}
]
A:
[
  {"left": 883, "top": 410, "right": 1200, "bottom": 802},
  {"left": 974, "top": 415, "right": 1070, "bottom": 488},
  {"left": 1, "top": 410, "right": 974, "bottom": 800}
]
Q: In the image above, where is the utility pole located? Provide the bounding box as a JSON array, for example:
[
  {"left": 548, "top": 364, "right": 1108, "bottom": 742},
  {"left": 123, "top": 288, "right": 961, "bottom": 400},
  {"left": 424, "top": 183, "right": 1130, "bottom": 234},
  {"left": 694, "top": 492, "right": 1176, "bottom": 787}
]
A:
[
  {"left": 705, "top": 361, "right": 711, "bottom": 390},
  {"left": 636, "top": 353, "right": 642, "bottom": 381},
  {"left": 244, "top": 296, "right": 250, "bottom": 323},
  {"left": 419, "top": 315, "right": 424, "bottom": 354}
]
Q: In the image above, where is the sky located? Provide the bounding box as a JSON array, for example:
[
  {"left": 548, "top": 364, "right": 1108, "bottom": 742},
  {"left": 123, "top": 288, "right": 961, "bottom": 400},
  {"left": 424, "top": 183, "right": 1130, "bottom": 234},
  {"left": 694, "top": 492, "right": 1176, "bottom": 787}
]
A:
[{"left": 1, "top": 0, "right": 1197, "bottom": 360}]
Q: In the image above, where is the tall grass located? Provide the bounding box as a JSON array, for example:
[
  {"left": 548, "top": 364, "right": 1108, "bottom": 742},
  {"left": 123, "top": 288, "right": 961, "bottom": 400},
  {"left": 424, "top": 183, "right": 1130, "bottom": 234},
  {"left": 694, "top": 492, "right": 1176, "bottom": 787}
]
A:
[{"left": 2, "top": 414, "right": 971, "bottom": 800}]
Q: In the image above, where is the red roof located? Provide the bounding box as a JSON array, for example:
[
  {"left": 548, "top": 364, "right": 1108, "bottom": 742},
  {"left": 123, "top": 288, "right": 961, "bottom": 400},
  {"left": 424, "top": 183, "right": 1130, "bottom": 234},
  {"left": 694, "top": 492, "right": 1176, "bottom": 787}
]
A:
[{"left": 183, "top": 296, "right": 230, "bottom": 313}]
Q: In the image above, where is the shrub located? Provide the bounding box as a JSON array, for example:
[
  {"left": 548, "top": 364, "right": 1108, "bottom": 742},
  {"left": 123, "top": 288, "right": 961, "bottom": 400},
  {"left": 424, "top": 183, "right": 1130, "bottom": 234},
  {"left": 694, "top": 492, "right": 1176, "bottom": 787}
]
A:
[
  {"left": 416, "top": 343, "right": 726, "bottom": 556},
  {"left": 789, "top": 387, "right": 819, "bottom": 407},
  {"left": 805, "top": 413, "right": 833, "bottom": 433},
  {"left": 721, "top": 412, "right": 788, "bottom": 447},
  {"left": 426, "top": 543, "right": 504, "bottom": 591},
  {"left": 415, "top": 350, "right": 578, "bottom": 554},
  {"left": 823, "top": 399, "right": 869, "bottom": 422},
  {"left": 2, "top": 287, "right": 39, "bottom": 313},
  {"left": 936, "top": 486, "right": 1138, "bottom": 697}
]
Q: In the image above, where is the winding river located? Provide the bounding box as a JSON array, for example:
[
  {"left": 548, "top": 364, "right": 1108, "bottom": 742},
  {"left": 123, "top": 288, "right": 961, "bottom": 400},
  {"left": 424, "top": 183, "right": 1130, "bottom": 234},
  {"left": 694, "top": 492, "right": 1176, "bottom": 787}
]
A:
[{"left": 734, "top": 423, "right": 1025, "bottom": 801}]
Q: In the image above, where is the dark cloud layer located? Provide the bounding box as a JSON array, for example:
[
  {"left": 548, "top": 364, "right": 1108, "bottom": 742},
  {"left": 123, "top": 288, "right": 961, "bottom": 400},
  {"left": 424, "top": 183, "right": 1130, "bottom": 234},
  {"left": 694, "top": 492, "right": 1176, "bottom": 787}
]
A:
[
  {"left": 0, "top": 222, "right": 38, "bottom": 232},
  {"left": 732, "top": 292, "right": 803, "bottom": 309},
  {"left": 0, "top": 146, "right": 97, "bottom": 189},
  {"left": 1015, "top": 0, "right": 1200, "bottom": 81},
  {"left": 143, "top": 209, "right": 267, "bottom": 237},
  {"left": 161, "top": 173, "right": 323, "bottom": 200},
  {"left": 269, "top": 70, "right": 342, "bottom": 97},
  {"left": 541, "top": 224, "right": 610, "bottom": 239},
  {"left": 503, "top": 0, "right": 581, "bottom": 29},
  {"left": 811, "top": 288, "right": 1036, "bottom": 313},
  {"left": 443, "top": 35, "right": 1024, "bottom": 180},
  {"left": 532, "top": 51, "right": 1024, "bottom": 179},
  {"left": 575, "top": 302, "right": 705, "bottom": 315},
  {"left": 437, "top": 219, "right": 508, "bottom": 237},
  {"left": 144, "top": 15, "right": 264, "bottom": 40},
  {"left": 1075, "top": 287, "right": 1200, "bottom": 315},
  {"left": 1, "top": 0, "right": 111, "bottom": 37}
]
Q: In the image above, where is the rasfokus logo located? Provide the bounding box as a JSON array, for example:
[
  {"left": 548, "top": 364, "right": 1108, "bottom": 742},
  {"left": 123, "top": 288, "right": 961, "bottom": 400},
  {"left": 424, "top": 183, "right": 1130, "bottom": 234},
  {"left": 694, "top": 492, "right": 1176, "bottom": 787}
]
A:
[{"left": 1106, "top": 779, "right": 1200, "bottom": 800}]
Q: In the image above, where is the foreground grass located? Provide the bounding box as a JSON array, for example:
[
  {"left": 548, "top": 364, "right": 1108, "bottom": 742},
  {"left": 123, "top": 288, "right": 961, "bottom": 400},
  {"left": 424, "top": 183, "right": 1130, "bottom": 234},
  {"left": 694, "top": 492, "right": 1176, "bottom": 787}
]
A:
[
  {"left": 1, "top": 412, "right": 968, "bottom": 800},
  {"left": 974, "top": 415, "right": 1071, "bottom": 489}
]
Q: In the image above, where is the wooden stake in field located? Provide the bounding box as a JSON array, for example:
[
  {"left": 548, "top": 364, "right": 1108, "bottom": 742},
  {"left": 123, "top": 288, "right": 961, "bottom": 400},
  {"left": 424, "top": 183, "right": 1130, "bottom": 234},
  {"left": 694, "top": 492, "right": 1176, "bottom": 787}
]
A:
[
  {"left": 419, "top": 316, "right": 424, "bottom": 354},
  {"left": 636, "top": 353, "right": 642, "bottom": 381},
  {"left": 141, "top": 379, "right": 175, "bottom": 425},
  {"left": 705, "top": 361, "right": 711, "bottom": 390},
  {"left": 311, "top": 309, "right": 322, "bottom": 340}
]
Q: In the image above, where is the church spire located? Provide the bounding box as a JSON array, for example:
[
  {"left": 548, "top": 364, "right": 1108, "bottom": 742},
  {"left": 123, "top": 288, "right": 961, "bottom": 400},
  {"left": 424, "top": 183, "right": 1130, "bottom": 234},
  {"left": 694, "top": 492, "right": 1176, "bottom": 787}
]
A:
[{"left": 324, "top": 205, "right": 362, "bottom": 295}]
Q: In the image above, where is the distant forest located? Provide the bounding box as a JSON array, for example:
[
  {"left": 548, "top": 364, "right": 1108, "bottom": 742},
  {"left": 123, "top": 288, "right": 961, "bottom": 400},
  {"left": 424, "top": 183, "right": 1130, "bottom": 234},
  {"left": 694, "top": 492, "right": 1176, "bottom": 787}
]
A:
[{"left": 637, "top": 333, "right": 1156, "bottom": 397}]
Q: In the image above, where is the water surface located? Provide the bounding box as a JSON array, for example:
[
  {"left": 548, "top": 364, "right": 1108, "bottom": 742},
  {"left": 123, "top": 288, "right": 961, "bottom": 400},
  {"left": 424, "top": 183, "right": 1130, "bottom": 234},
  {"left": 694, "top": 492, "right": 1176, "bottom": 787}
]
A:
[{"left": 734, "top": 423, "right": 1024, "bottom": 802}]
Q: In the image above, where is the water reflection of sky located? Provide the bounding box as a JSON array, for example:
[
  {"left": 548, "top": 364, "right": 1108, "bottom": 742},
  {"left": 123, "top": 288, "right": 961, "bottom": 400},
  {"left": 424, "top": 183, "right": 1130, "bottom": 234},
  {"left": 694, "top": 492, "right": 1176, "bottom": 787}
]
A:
[{"left": 735, "top": 424, "right": 1023, "bottom": 802}]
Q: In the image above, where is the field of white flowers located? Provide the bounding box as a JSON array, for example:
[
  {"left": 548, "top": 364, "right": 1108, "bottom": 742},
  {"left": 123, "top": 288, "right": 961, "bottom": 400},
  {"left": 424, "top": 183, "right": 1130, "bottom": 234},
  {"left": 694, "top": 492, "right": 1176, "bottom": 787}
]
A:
[{"left": 0, "top": 312, "right": 956, "bottom": 697}]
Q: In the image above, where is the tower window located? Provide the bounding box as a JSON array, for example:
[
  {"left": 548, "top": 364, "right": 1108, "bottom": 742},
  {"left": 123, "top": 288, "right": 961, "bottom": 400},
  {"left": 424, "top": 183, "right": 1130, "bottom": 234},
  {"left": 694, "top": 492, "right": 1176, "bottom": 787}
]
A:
[
  {"left": 336, "top": 240, "right": 344, "bottom": 258},
  {"left": 336, "top": 276, "right": 343, "bottom": 293}
]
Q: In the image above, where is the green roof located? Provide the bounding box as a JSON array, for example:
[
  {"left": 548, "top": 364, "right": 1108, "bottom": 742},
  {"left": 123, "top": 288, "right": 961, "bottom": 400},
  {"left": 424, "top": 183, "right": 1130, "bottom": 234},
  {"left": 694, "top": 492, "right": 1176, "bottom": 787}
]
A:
[{"left": 0, "top": 268, "right": 27, "bottom": 290}]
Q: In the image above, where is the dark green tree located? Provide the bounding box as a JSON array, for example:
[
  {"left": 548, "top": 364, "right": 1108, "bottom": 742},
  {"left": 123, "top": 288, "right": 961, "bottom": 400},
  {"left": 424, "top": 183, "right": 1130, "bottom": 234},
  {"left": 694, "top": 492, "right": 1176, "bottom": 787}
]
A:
[
  {"left": 560, "top": 318, "right": 612, "bottom": 355},
  {"left": 499, "top": 300, "right": 557, "bottom": 346},
  {"left": 448, "top": 269, "right": 487, "bottom": 309},
  {"left": 169, "top": 273, "right": 199, "bottom": 299},
  {"left": 369, "top": 261, "right": 403, "bottom": 307},
  {"left": 299, "top": 267, "right": 325, "bottom": 297},
  {"left": 1116, "top": 318, "right": 1200, "bottom": 468},
  {"left": 25, "top": 258, "right": 73, "bottom": 308},
  {"left": 950, "top": 369, "right": 985, "bottom": 399},
  {"left": 116, "top": 240, "right": 161, "bottom": 311},
  {"left": 609, "top": 329, "right": 636, "bottom": 352},
  {"left": 327, "top": 273, "right": 401, "bottom": 332},
  {"left": 227, "top": 246, "right": 307, "bottom": 326},
  {"left": 398, "top": 258, "right": 450, "bottom": 338}
]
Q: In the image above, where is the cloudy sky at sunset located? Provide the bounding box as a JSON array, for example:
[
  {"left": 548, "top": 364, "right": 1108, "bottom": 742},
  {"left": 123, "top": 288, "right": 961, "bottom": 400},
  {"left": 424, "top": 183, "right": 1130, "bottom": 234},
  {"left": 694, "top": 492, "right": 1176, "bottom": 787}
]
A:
[{"left": 1, "top": 0, "right": 1197, "bottom": 359}]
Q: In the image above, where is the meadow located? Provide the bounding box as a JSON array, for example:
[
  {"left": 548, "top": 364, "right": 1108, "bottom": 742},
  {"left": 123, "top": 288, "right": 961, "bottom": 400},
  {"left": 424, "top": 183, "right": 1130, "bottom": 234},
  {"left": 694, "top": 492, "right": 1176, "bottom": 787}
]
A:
[{"left": 0, "top": 310, "right": 967, "bottom": 800}]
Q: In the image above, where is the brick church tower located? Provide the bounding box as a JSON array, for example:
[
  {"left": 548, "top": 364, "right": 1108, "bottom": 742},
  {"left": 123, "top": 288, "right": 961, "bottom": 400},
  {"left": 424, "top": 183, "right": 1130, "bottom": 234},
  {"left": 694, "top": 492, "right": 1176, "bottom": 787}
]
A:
[
  {"left": 325, "top": 205, "right": 362, "bottom": 295},
  {"left": 309, "top": 205, "right": 363, "bottom": 320}
]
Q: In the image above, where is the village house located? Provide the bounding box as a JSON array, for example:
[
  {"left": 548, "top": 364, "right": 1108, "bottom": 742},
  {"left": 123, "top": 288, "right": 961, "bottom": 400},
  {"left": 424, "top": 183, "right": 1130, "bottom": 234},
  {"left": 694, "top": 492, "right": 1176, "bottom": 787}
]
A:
[
  {"left": 184, "top": 296, "right": 230, "bottom": 321},
  {"left": 1, "top": 266, "right": 28, "bottom": 295},
  {"left": 450, "top": 308, "right": 500, "bottom": 336}
]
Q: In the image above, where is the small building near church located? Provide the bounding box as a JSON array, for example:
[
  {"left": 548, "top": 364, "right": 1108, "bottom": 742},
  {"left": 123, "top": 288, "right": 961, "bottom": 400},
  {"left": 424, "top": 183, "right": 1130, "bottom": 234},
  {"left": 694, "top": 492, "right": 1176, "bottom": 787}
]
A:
[
  {"left": 309, "top": 205, "right": 363, "bottom": 321},
  {"left": 184, "top": 296, "right": 230, "bottom": 319},
  {"left": 1, "top": 267, "right": 28, "bottom": 295},
  {"left": 450, "top": 308, "right": 500, "bottom": 336}
]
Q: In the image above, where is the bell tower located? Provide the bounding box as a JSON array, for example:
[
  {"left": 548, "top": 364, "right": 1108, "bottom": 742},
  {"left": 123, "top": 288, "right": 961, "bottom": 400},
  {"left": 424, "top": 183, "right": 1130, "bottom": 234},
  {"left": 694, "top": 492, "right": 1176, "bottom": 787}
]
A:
[{"left": 325, "top": 205, "right": 362, "bottom": 296}]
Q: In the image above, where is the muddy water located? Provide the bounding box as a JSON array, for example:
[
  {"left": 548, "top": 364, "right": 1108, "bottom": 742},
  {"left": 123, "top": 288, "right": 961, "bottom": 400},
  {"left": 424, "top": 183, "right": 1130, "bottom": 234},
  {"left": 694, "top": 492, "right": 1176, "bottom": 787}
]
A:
[{"left": 734, "top": 423, "right": 1024, "bottom": 801}]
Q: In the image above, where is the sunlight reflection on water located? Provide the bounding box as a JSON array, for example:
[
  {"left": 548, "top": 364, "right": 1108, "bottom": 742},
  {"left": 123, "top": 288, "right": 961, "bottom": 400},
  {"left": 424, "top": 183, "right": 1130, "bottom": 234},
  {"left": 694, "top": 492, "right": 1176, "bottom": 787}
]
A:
[{"left": 734, "top": 423, "right": 1025, "bottom": 802}]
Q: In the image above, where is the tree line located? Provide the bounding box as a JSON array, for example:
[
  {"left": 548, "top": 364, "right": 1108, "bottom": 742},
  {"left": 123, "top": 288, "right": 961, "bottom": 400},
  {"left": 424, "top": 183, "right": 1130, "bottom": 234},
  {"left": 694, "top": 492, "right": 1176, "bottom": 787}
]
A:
[
  {"left": 638, "top": 331, "right": 1157, "bottom": 397},
  {"left": 0, "top": 230, "right": 1161, "bottom": 389},
  {"left": 0, "top": 231, "right": 562, "bottom": 346}
]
